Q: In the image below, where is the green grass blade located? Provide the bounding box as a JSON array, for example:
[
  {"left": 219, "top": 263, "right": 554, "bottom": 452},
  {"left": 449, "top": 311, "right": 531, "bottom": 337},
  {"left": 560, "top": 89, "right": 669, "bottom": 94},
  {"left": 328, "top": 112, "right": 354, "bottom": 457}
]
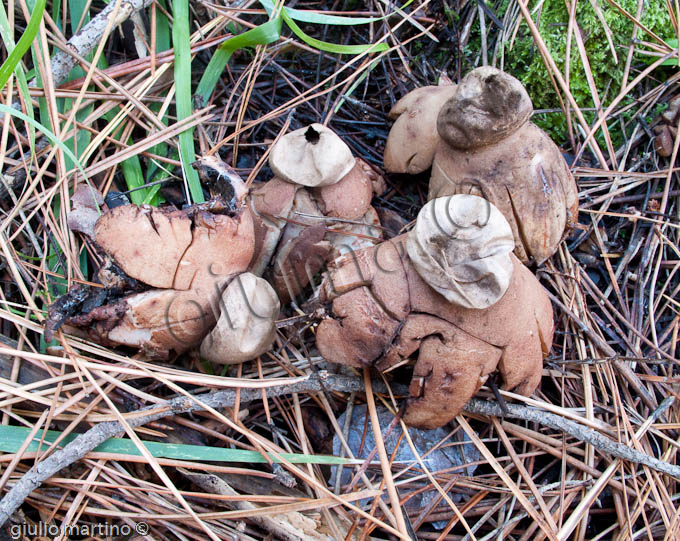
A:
[
  {"left": 142, "top": 147, "right": 175, "bottom": 206},
  {"left": 141, "top": 183, "right": 163, "bottom": 205},
  {"left": 0, "top": 425, "right": 353, "bottom": 465},
  {"left": 121, "top": 152, "right": 147, "bottom": 205},
  {"left": 13, "top": 71, "right": 35, "bottom": 153},
  {"left": 0, "top": 2, "right": 35, "bottom": 152},
  {"left": 121, "top": 143, "right": 164, "bottom": 206},
  {"left": 172, "top": 0, "right": 203, "bottom": 204},
  {"left": 98, "top": 103, "right": 163, "bottom": 205},
  {"left": 145, "top": 0, "right": 171, "bottom": 204},
  {"left": 51, "top": 0, "right": 61, "bottom": 30},
  {"left": 194, "top": 16, "right": 283, "bottom": 107},
  {"left": 30, "top": 45, "right": 52, "bottom": 133},
  {"left": 0, "top": 104, "right": 87, "bottom": 180},
  {"left": 63, "top": 126, "right": 91, "bottom": 174},
  {"left": 0, "top": 0, "right": 46, "bottom": 90},
  {"left": 282, "top": 10, "right": 389, "bottom": 55},
  {"left": 260, "top": 0, "right": 413, "bottom": 25},
  {"left": 195, "top": 0, "right": 413, "bottom": 106},
  {"left": 143, "top": 142, "right": 169, "bottom": 206},
  {"left": 662, "top": 38, "right": 678, "bottom": 66},
  {"left": 69, "top": 0, "right": 90, "bottom": 34},
  {"left": 154, "top": 0, "right": 172, "bottom": 52}
]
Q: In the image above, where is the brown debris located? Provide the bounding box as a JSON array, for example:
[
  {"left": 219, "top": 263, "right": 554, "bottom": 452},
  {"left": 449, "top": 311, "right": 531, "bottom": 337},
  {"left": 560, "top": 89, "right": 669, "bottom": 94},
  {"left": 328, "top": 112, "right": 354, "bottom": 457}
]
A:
[
  {"left": 67, "top": 184, "right": 106, "bottom": 239},
  {"left": 654, "top": 124, "right": 675, "bottom": 157}
]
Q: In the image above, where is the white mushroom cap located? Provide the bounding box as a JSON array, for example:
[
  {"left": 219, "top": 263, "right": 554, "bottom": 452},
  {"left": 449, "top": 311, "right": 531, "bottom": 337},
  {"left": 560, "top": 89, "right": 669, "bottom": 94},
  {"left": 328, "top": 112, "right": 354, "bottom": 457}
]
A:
[
  {"left": 268, "top": 124, "right": 355, "bottom": 187},
  {"left": 406, "top": 195, "right": 515, "bottom": 309},
  {"left": 200, "top": 273, "right": 280, "bottom": 364}
]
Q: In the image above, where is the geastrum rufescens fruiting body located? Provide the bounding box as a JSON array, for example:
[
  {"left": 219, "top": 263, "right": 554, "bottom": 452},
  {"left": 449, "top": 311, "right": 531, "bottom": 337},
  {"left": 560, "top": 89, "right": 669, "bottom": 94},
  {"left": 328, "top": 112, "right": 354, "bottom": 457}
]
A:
[
  {"left": 315, "top": 195, "right": 554, "bottom": 429},
  {"left": 248, "top": 123, "right": 386, "bottom": 303},
  {"left": 385, "top": 67, "right": 578, "bottom": 265},
  {"left": 47, "top": 160, "right": 257, "bottom": 360}
]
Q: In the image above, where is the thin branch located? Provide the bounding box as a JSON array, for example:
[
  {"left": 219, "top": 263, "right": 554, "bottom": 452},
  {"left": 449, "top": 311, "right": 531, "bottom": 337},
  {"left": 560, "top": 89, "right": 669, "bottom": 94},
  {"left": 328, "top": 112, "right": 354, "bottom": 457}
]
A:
[
  {"left": 0, "top": 371, "right": 366, "bottom": 526},
  {"left": 1, "top": 373, "right": 679, "bottom": 527},
  {"left": 41, "top": 0, "right": 156, "bottom": 90}
]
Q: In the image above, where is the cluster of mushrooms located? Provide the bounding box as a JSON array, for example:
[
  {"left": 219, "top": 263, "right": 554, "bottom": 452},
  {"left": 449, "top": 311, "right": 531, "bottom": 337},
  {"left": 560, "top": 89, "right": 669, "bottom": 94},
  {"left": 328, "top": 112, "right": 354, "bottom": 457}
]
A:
[{"left": 47, "top": 67, "right": 578, "bottom": 429}]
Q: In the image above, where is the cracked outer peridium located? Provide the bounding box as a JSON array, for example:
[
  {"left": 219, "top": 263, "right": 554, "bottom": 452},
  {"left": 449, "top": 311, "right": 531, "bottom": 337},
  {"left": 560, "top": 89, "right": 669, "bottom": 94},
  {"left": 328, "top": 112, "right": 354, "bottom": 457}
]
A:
[
  {"left": 249, "top": 159, "right": 385, "bottom": 302},
  {"left": 428, "top": 122, "right": 578, "bottom": 265},
  {"left": 94, "top": 204, "right": 254, "bottom": 291},
  {"left": 86, "top": 203, "right": 255, "bottom": 357},
  {"left": 316, "top": 236, "right": 554, "bottom": 429}
]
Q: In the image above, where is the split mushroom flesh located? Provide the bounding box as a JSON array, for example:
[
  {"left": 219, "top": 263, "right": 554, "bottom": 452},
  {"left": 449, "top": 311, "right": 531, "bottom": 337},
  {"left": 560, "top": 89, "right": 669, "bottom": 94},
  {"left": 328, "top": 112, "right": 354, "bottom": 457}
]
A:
[
  {"left": 247, "top": 126, "right": 387, "bottom": 303},
  {"left": 315, "top": 195, "right": 554, "bottom": 429},
  {"left": 47, "top": 163, "right": 255, "bottom": 359}
]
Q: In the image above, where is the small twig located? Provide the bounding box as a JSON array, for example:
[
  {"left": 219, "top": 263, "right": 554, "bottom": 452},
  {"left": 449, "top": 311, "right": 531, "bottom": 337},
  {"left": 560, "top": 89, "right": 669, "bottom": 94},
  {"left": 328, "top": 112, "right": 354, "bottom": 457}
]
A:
[
  {"left": 0, "top": 371, "right": 368, "bottom": 527},
  {"left": 464, "top": 397, "right": 679, "bottom": 479},
  {"left": 1, "top": 374, "right": 679, "bottom": 528},
  {"left": 45, "top": 0, "right": 155, "bottom": 89}
]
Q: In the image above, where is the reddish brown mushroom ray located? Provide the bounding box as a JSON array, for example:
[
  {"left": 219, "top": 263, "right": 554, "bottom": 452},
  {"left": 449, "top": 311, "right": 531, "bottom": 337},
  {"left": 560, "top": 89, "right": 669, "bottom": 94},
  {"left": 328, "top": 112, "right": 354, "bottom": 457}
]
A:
[
  {"left": 316, "top": 236, "right": 553, "bottom": 429},
  {"left": 83, "top": 203, "right": 255, "bottom": 357}
]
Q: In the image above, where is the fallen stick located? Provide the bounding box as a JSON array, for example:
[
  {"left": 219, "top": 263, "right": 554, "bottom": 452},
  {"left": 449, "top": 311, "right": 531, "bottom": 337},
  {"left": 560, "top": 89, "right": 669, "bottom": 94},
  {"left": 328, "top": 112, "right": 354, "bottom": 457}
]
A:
[
  {"left": 0, "top": 371, "right": 365, "bottom": 526},
  {"left": 0, "top": 372, "right": 678, "bottom": 527},
  {"left": 465, "top": 396, "right": 677, "bottom": 478},
  {"left": 42, "top": 0, "right": 155, "bottom": 89}
]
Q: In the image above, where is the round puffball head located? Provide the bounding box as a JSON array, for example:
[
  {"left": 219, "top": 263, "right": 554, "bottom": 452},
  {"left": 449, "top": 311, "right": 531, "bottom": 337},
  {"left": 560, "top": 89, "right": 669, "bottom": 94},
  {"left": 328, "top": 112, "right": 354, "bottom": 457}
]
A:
[
  {"left": 268, "top": 124, "right": 355, "bottom": 187},
  {"left": 200, "top": 273, "right": 280, "bottom": 364},
  {"left": 437, "top": 67, "right": 532, "bottom": 150},
  {"left": 406, "top": 195, "right": 515, "bottom": 309}
]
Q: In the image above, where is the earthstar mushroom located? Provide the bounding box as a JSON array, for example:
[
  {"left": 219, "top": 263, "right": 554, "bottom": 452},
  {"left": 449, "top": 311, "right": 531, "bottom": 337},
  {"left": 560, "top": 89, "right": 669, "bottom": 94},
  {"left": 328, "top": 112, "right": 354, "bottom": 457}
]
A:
[
  {"left": 269, "top": 123, "right": 355, "bottom": 187},
  {"left": 383, "top": 81, "right": 458, "bottom": 174},
  {"left": 385, "top": 67, "right": 578, "bottom": 265},
  {"left": 406, "top": 195, "right": 515, "bottom": 309},
  {"left": 248, "top": 126, "right": 386, "bottom": 303},
  {"left": 315, "top": 195, "right": 553, "bottom": 429},
  {"left": 48, "top": 162, "right": 257, "bottom": 359},
  {"left": 200, "top": 273, "right": 280, "bottom": 364}
]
